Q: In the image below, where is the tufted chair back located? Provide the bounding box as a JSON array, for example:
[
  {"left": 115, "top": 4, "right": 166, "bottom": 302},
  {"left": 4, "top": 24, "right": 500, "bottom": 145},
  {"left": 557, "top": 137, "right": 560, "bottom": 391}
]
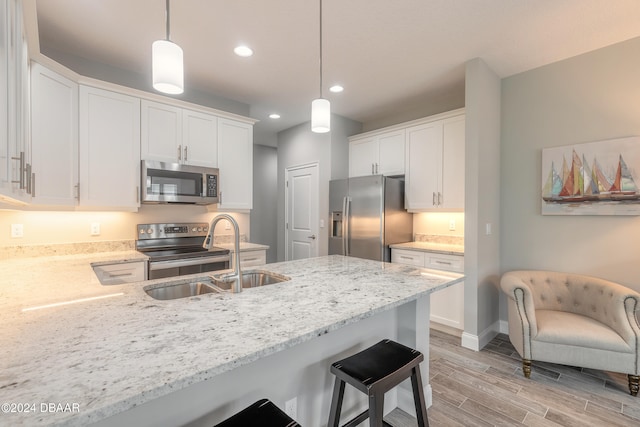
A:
[{"left": 502, "top": 270, "right": 640, "bottom": 347}]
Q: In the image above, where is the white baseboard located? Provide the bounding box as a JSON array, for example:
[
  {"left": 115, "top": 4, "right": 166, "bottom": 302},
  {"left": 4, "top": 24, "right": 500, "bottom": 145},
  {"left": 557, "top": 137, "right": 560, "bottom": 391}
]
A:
[{"left": 461, "top": 320, "right": 502, "bottom": 351}]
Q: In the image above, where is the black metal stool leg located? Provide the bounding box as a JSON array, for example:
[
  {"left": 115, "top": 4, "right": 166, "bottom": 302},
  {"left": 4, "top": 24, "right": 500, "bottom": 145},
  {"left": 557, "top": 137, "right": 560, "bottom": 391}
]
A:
[
  {"left": 328, "top": 377, "right": 346, "bottom": 427},
  {"left": 410, "top": 366, "right": 429, "bottom": 427}
]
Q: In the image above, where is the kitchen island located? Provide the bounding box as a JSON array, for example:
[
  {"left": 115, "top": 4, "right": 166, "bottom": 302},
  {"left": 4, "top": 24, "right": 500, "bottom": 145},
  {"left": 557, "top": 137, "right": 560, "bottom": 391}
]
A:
[{"left": 0, "top": 254, "right": 463, "bottom": 426}]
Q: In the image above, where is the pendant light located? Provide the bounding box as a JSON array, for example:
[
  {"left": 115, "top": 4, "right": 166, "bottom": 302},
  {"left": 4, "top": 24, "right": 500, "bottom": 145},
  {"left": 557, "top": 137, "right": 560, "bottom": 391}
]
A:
[
  {"left": 152, "top": 0, "right": 184, "bottom": 95},
  {"left": 311, "top": 0, "right": 330, "bottom": 133}
]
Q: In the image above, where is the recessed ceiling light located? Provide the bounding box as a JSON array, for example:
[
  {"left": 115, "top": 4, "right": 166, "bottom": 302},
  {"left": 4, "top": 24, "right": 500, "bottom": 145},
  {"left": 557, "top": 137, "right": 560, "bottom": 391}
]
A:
[
  {"left": 329, "top": 85, "right": 344, "bottom": 93},
  {"left": 234, "top": 45, "right": 253, "bottom": 57},
  {"left": 269, "top": 113, "right": 281, "bottom": 119}
]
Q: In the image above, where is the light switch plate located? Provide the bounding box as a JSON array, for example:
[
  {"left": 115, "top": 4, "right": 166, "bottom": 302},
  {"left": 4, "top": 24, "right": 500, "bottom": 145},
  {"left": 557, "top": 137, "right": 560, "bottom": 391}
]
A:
[{"left": 11, "top": 223, "right": 24, "bottom": 238}]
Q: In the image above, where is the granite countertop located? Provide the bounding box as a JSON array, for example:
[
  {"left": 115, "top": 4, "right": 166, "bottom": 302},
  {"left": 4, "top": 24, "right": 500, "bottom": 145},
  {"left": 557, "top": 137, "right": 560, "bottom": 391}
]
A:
[
  {"left": 0, "top": 253, "right": 463, "bottom": 426},
  {"left": 390, "top": 241, "right": 464, "bottom": 256}
]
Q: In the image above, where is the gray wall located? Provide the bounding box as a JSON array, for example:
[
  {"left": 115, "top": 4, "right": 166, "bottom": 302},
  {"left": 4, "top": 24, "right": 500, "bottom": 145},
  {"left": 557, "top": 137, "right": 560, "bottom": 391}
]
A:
[
  {"left": 251, "top": 145, "right": 278, "bottom": 263},
  {"left": 276, "top": 115, "right": 361, "bottom": 262},
  {"left": 463, "top": 58, "right": 502, "bottom": 348},
  {"left": 500, "top": 37, "right": 640, "bottom": 322}
]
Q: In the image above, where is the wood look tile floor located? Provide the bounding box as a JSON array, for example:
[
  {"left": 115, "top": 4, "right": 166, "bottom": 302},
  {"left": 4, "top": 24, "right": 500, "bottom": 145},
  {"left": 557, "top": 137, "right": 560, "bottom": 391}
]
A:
[{"left": 384, "top": 329, "right": 640, "bottom": 427}]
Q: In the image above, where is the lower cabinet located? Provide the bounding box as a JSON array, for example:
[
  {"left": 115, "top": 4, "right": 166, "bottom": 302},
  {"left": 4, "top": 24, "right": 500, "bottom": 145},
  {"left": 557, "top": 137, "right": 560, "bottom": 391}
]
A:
[
  {"left": 391, "top": 248, "right": 464, "bottom": 331},
  {"left": 233, "top": 249, "right": 267, "bottom": 269}
]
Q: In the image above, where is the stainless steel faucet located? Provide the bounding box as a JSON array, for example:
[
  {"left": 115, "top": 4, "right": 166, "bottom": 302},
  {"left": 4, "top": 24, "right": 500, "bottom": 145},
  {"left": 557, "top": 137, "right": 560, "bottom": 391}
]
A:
[{"left": 203, "top": 214, "right": 242, "bottom": 293}]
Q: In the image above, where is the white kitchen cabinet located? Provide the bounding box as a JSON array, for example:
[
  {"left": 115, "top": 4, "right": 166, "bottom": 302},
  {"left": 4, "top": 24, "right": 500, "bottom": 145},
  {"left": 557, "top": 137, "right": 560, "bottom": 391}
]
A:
[
  {"left": 392, "top": 248, "right": 464, "bottom": 331},
  {"left": 30, "top": 62, "right": 78, "bottom": 206},
  {"left": 79, "top": 85, "right": 141, "bottom": 211},
  {"left": 349, "top": 129, "right": 405, "bottom": 177},
  {"left": 92, "top": 260, "right": 146, "bottom": 285},
  {"left": 405, "top": 113, "right": 465, "bottom": 211},
  {"left": 217, "top": 118, "right": 253, "bottom": 210},
  {"left": 141, "top": 99, "right": 218, "bottom": 168},
  {"left": 234, "top": 249, "right": 267, "bottom": 269},
  {"left": 0, "top": 0, "right": 30, "bottom": 204}
]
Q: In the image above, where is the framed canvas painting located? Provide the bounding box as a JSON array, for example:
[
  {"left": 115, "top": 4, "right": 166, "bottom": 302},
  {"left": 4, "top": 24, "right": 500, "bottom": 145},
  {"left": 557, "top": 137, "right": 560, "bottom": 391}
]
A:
[{"left": 541, "top": 136, "right": 640, "bottom": 215}]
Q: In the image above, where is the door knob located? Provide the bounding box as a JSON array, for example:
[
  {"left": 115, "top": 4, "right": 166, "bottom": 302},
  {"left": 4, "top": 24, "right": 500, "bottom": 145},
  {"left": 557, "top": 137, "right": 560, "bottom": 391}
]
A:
[{"left": 308, "top": 235, "right": 317, "bottom": 240}]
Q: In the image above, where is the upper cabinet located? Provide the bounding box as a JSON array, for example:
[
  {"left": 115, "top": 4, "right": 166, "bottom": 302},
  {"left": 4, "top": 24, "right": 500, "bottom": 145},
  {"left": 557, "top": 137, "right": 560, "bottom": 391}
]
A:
[
  {"left": 405, "top": 112, "right": 465, "bottom": 211},
  {"left": 0, "top": 0, "right": 30, "bottom": 204},
  {"left": 217, "top": 118, "right": 253, "bottom": 210},
  {"left": 79, "top": 85, "right": 141, "bottom": 211},
  {"left": 141, "top": 100, "right": 218, "bottom": 168},
  {"left": 30, "top": 62, "right": 78, "bottom": 206},
  {"left": 349, "top": 129, "right": 405, "bottom": 177}
]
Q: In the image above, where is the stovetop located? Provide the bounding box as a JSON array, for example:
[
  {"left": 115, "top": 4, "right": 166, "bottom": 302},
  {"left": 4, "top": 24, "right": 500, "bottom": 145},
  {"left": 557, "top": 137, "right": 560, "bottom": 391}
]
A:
[{"left": 135, "top": 222, "right": 230, "bottom": 261}]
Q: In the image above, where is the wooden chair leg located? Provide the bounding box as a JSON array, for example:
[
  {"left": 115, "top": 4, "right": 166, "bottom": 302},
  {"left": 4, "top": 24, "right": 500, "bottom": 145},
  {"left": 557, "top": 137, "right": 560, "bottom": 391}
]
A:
[
  {"left": 410, "top": 366, "right": 429, "bottom": 427},
  {"left": 523, "top": 359, "right": 532, "bottom": 378},
  {"left": 368, "top": 392, "right": 384, "bottom": 427},
  {"left": 328, "top": 377, "right": 346, "bottom": 427},
  {"left": 629, "top": 374, "right": 639, "bottom": 396}
]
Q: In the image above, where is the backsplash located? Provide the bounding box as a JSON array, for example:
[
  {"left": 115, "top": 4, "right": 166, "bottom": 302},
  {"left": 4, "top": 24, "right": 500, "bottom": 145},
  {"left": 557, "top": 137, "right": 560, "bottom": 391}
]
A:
[
  {"left": 0, "top": 240, "right": 136, "bottom": 260},
  {"left": 0, "top": 234, "right": 248, "bottom": 260},
  {"left": 415, "top": 233, "right": 464, "bottom": 246}
]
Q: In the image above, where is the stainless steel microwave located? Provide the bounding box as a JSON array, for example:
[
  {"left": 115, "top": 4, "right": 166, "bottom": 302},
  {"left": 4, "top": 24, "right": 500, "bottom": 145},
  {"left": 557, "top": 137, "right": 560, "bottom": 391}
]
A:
[{"left": 141, "top": 160, "right": 219, "bottom": 205}]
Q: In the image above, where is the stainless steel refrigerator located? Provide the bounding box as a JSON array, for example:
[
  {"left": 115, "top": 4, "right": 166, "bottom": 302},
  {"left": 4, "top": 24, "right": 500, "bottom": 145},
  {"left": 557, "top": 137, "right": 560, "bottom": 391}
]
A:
[{"left": 329, "top": 175, "right": 413, "bottom": 262}]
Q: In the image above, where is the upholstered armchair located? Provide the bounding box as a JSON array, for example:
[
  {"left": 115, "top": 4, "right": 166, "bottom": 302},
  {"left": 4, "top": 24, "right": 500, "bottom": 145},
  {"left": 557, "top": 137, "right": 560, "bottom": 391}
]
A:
[{"left": 500, "top": 270, "right": 640, "bottom": 396}]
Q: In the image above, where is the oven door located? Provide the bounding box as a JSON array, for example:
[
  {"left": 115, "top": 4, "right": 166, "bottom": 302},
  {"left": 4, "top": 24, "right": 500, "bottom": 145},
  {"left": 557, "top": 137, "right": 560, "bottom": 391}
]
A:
[{"left": 148, "top": 255, "right": 230, "bottom": 280}]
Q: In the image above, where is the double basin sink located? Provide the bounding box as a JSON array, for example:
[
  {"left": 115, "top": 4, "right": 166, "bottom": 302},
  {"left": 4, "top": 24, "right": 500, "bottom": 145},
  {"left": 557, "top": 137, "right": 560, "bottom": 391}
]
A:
[{"left": 144, "top": 270, "right": 291, "bottom": 300}]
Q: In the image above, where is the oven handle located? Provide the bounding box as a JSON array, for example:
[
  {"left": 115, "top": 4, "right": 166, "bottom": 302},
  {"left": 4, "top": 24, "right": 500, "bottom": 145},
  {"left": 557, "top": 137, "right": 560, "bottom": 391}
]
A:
[{"left": 149, "top": 255, "right": 230, "bottom": 271}]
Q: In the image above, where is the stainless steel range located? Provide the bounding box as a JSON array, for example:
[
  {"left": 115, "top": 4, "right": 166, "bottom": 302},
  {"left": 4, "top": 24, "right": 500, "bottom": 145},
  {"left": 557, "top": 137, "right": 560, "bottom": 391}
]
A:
[{"left": 136, "top": 223, "right": 230, "bottom": 280}]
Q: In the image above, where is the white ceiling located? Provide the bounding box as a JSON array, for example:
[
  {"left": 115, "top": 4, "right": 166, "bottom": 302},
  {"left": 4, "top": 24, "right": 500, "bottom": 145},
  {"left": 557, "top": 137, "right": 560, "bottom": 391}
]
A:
[{"left": 33, "top": 0, "right": 640, "bottom": 145}]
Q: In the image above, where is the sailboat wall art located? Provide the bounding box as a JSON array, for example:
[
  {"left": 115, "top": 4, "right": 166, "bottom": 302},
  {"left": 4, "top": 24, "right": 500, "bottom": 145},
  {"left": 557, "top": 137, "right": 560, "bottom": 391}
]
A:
[{"left": 541, "top": 136, "right": 640, "bottom": 215}]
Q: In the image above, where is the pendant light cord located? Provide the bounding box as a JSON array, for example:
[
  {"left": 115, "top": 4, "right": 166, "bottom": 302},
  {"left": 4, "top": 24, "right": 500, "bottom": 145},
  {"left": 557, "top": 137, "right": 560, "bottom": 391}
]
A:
[
  {"left": 319, "top": 0, "right": 323, "bottom": 98},
  {"left": 165, "top": 0, "right": 171, "bottom": 41}
]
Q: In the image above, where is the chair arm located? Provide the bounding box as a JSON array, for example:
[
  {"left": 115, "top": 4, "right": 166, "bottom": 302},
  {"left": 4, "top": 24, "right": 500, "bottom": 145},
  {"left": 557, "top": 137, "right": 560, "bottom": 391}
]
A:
[{"left": 500, "top": 272, "right": 539, "bottom": 358}]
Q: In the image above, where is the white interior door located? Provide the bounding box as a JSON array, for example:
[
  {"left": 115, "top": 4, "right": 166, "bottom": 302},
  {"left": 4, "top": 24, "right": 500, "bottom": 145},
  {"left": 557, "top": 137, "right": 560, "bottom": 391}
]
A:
[{"left": 286, "top": 163, "right": 319, "bottom": 261}]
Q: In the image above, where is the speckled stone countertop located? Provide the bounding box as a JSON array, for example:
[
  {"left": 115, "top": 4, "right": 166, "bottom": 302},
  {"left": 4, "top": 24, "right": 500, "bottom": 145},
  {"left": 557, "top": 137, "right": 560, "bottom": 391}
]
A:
[
  {"left": 0, "top": 253, "right": 463, "bottom": 427},
  {"left": 390, "top": 241, "right": 464, "bottom": 255}
]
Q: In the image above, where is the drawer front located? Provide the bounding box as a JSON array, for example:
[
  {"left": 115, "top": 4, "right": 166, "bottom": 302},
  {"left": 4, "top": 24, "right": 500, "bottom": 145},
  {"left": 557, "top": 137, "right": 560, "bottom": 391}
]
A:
[
  {"left": 239, "top": 250, "right": 267, "bottom": 267},
  {"left": 425, "top": 254, "right": 464, "bottom": 273},
  {"left": 94, "top": 261, "right": 146, "bottom": 285},
  {"left": 391, "top": 249, "right": 425, "bottom": 267}
]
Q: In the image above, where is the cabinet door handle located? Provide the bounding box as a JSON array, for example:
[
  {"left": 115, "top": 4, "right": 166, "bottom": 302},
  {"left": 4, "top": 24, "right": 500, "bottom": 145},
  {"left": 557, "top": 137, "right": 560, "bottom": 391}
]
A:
[
  {"left": 75, "top": 183, "right": 80, "bottom": 200},
  {"left": 308, "top": 234, "right": 316, "bottom": 240},
  {"left": 243, "top": 257, "right": 258, "bottom": 262},
  {"left": 400, "top": 256, "right": 413, "bottom": 260},
  {"left": 11, "top": 151, "right": 25, "bottom": 188},
  {"left": 376, "top": 163, "right": 379, "bottom": 174},
  {"left": 30, "top": 172, "right": 35, "bottom": 197},
  {"left": 26, "top": 163, "right": 32, "bottom": 194},
  {"left": 435, "top": 260, "right": 452, "bottom": 265},
  {"left": 438, "top": 192, "right": 442, "bottom": 206},
  {"left": 219, "top": 191, "right": 223, "bottom": 204},
  {"left": 371, "top": 163, "right": 375, "bottom": 174},
  {"left": 184, "top": 146, "right": 188, "bottom": 162},
  {"left": 177, "top": 145, "right": 182, "bottom": 161},
  {"left": 433, "top": 192, "right": 437, "bottom": 206}
]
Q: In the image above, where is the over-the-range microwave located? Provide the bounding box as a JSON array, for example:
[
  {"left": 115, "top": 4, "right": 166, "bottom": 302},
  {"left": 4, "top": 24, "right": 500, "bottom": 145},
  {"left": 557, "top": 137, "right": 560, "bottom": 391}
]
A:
[{"left": 141, "top": 160, "right": 219, "bottom": 205}]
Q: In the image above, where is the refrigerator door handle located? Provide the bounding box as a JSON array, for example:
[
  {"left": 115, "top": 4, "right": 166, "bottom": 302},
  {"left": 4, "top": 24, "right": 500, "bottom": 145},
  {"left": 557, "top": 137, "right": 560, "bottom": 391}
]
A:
[{"left": 342, "top": 196, "right": 351, "bottom": 255}]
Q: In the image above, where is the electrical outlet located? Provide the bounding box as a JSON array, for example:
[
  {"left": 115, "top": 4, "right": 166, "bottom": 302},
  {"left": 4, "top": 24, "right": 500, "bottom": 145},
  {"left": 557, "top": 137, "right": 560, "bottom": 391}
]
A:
[
  {"left": 11, "top": 224, "right": 24, "bottom": 238},
  {"left": 284, "top": 397, "right": 297, "bottom": 419},
  {"left": 91, "top": 222, "right": 101, "bottom": 236},
  {"left": 449, "top": 219, "right": 456, "bottom": 231},
  {"left": 225, "top": 220, "right": 231, "bottom": 230}
]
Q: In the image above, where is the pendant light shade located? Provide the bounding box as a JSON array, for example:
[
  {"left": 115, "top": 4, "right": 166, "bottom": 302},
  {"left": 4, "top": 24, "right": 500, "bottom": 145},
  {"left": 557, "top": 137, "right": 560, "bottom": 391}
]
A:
[
  {"left": 152, "top": 0, "right": 184, "bottom": 95},
  {"left": 311, "top": 98, "right": 330, "bottom": 133},
  {"left": 152, "top": 40, "right": 183, "bottom": 94},
  {"left": 311, "top": 0, "right": 330, "bottom": 133}
]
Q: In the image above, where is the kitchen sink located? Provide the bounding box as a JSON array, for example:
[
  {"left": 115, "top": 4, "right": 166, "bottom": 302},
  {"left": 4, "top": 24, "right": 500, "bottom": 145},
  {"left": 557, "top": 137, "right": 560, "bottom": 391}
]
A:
[
  {"left": 210, "top": 270, "right": 291, "bottom": 290},
  {"left": 143, "top": 270, "right": 291, "bottom": 300},
  {"left": 144, "top": 281, "right": 217, "bottom": 300}
]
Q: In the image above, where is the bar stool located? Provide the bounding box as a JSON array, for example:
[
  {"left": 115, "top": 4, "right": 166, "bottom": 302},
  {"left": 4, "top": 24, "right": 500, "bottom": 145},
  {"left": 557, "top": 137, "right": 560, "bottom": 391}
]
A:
[
  {"left": 213, "top": 398, "right": 301, "bottom": 427},
  {"left": 327, "top": 339, "right": 429, "bottom": 427}
]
